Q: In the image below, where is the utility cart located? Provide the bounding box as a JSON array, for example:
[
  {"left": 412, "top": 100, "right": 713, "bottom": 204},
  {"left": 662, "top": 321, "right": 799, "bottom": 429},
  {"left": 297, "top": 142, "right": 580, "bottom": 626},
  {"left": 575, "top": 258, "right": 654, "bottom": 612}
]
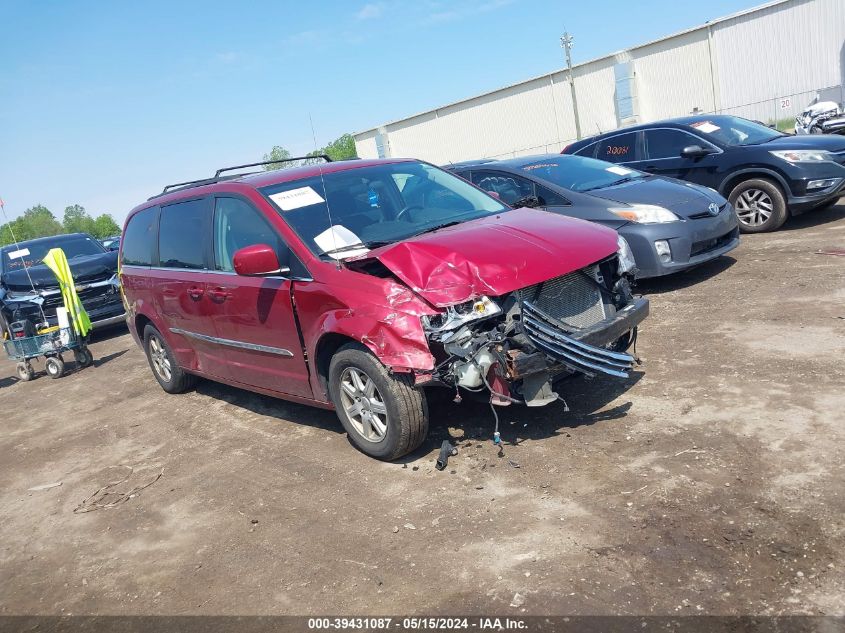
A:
[{"left": 4, "top": 325, "right": 93, "bottom": 381}]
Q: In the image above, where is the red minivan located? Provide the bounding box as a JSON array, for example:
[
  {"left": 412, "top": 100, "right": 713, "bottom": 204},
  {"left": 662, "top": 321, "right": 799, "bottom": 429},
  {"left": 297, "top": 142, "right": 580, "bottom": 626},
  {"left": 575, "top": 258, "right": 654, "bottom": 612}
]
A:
[{"left": 120, "top": 157, "right": 648, "bottom": 459}]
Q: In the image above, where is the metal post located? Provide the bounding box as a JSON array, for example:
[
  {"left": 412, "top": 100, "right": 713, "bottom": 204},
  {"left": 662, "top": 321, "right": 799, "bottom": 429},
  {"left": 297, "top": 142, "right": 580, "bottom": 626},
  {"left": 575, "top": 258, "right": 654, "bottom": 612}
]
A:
[{"left": 561, "top": 32, "right": 581, "bottom": 140}]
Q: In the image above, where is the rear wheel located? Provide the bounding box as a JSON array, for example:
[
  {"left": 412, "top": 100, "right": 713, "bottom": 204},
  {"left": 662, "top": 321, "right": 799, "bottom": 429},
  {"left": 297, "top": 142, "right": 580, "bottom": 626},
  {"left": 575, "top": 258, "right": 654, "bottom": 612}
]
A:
[
  {"left": 328, "top": 343, "right": 428, "bottom": 460},
  {"left": 728, "top": 178, "right": 788, "bottom": 233},
  {"left": 74, "top": 347, "right": 94, "bottom": 368},
  {"left": 143, "top": 325, "right": 196, "bottom": 393}
]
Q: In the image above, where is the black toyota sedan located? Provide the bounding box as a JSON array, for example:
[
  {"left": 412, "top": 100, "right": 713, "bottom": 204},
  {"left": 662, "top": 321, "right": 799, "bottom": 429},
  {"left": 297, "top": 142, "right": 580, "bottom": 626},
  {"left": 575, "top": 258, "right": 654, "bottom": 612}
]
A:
[
  {"left": 562, "top": 115, "right": 845, "bottom": 233},
  {"left": 448, "top": 154, "right": 739, "bottom": 279}
]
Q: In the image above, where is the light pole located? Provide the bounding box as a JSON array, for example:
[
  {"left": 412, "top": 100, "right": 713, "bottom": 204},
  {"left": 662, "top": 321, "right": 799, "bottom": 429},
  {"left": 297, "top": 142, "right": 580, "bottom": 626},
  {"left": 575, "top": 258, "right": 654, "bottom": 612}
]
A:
[{"left": 560, "top": 32, "right": 582, "bottom": 140}]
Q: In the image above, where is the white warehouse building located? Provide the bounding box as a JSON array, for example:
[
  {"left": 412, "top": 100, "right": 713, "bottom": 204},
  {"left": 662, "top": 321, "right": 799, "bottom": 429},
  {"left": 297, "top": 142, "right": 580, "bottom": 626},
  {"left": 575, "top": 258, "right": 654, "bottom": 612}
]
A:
[{"left": 354, "top": 0, "right": 845, "bottom": 163}]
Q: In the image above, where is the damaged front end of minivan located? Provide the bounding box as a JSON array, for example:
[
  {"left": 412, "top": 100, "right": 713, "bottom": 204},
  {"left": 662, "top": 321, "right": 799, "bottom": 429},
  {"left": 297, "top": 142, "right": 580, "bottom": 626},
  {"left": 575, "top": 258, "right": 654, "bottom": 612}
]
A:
[{"left": 418, "top": 248, "right": 648, "bottom": 407}]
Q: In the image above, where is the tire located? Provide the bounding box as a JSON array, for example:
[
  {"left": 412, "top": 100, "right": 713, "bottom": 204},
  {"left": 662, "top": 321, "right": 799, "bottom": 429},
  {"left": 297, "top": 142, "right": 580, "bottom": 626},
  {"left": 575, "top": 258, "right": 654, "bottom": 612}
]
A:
[
  {"left": 728, "top": 178, "right": 789, "bottom": 233},
  {"left": 16, "top": 362, "right": 34, "bottom": 382},
  {"left": 143, "top": 325, "right": 196, "bottom": 394},
  {"left": 74, "top": 347, "right": 94, "bottom": 368},
  {"left": 45, "top": 357, "right": 65, "bottom": 379},
  {"left": 328, "top": 343, "right": 428, "bottom": 460}
]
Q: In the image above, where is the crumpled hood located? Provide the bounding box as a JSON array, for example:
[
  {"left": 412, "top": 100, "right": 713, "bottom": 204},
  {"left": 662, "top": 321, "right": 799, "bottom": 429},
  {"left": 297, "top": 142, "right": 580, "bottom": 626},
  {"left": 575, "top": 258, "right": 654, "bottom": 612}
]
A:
[
  {"left": 1, "top": 251, "right": 118, "bottom": 292},
  {"left": 363, "top": 208, "right": 618, "bottom": 307},
  {"left": 588, "top": 176, "right": 726, "bottom": 219}
]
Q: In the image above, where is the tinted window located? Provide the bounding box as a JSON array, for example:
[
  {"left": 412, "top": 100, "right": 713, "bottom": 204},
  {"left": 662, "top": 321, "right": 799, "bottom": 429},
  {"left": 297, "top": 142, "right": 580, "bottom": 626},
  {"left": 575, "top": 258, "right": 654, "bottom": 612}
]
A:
[
  {"left": 158, "top": 199, "right": 207, "bottom": 269},
  {"left": 520, "top": 155, "right": 645, "bottom": 193},
  {"left": 2, "top": 235, "right": 105, "bottom": 271},
  {"left": 596, "top": 132, "right": 639, "bottom": 163},
  {"left": 686, "top": 116, "right": 784, "bottom": 146},
  {"left": 573, "top": 142, "right": 598, "bottom": 158},
  {"left": 645, "top": 129, "right": 696, "bottom": 159},
  {"left": 214, "top": 197, "right": 288, "bottom": 272},
  {"left": 535, "top": 184, "right": 570, "bottom": 206},
  {"left": 122, "top": 206, "right": 157, "bottom": 267},
  {"left": 471, "top": 171, "right": 534, "bottom": 206},
  {"left": 261, "top": 162, "right": 506, "bottom": 259}
]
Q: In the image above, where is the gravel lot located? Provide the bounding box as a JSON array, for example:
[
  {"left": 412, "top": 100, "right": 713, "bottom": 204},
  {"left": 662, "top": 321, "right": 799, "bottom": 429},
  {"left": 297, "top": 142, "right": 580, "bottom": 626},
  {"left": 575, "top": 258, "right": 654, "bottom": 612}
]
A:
[{"left": 1, "top": 203, "right": 843, "bottom": 616}]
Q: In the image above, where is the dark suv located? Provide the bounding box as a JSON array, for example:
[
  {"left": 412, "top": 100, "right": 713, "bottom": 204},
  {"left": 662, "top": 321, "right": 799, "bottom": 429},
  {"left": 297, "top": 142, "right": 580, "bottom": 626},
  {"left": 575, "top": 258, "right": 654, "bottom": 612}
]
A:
[
  {"left": 120, "top": 157, "right": 648, "bottom": 460},
  {"left": 0, "top": 233, "right": 125, "bottom": 335},
  {"left": 563, "top": 115, "right": 845, "bottom": 232}
]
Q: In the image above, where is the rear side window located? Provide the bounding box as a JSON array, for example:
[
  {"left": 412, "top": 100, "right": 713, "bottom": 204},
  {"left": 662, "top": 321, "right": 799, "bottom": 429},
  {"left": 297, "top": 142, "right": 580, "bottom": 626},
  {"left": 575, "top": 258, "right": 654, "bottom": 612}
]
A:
[
  {"left": 596, "top": 132, "right": 639, "bottom": 163},
  {"left": 122, "top": 206, "right": 158, "bottom": 267},
  {"left": 158, "top": 199, "right": 208, "bottom": 269}
]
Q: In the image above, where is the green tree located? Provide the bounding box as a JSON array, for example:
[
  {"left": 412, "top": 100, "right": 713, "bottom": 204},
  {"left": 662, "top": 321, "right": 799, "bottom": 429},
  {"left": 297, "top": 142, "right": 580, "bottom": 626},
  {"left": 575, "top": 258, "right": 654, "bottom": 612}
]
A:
[
  {"left": 261, "top": 133, "right": 358, "bottom": 171},
  {"left": 62, "top": 204, "right": 97, "bottom": 235},
  {"left": 262, "top": 145, "right": 292, "bottom": 171},
  {"left": 0, "top": 205, "right": 63, "bottom": 245},
  {"left": 92, "top": 214, "right": 120, "bottom": 238},
  {"left": 317, "top": 133, "right": 357, "bottom": 161}
]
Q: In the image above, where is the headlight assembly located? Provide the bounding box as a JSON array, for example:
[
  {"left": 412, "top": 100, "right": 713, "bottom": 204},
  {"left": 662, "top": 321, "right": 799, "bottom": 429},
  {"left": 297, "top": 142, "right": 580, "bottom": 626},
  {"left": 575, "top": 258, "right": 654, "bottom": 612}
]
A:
[
  {"left": 770, "top": 149, "right": 834, "bottom": 163},
  {"left": 616, "top": 235, "right": 637, "bottom": 275},
  {"left": 609, "top": 204, "right": 679, "bottom": 224},
  {"left": 422, "top": 296, "right": 502, "bottom": 334}
]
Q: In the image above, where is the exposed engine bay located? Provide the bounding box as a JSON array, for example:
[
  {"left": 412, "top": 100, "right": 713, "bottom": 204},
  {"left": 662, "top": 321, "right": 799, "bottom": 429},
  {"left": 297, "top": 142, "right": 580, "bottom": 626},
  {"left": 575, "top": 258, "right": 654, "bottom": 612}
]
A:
[{"left": 421, "top": 254, "right": 649, "bottom": 407}]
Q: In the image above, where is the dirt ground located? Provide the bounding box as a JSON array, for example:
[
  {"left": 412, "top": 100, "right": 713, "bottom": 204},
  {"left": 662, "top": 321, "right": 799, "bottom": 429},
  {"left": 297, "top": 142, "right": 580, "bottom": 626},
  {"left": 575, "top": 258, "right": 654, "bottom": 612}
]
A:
[{"left": 0, "top": 203, "right": 843, "bottom": 617}]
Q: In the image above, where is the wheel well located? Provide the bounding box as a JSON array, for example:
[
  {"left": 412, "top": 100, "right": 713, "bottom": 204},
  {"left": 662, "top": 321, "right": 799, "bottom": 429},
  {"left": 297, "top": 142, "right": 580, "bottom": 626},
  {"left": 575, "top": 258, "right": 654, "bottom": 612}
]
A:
[
  {"left": 134, "top": 313, "right": 153, "bottom": 342},
  {"left": 314, "top": 333, "right": 359, "bottom": 395},
  {"left": 721, "top": 173, "right": 785, "bottom": 199}
]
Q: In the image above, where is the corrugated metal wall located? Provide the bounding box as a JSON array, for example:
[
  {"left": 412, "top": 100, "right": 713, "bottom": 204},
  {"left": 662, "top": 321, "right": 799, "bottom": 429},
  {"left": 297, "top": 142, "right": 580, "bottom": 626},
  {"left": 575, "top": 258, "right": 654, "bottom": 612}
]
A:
[{"left": 355, "top": 0, "right": 844, "bottom": 162}]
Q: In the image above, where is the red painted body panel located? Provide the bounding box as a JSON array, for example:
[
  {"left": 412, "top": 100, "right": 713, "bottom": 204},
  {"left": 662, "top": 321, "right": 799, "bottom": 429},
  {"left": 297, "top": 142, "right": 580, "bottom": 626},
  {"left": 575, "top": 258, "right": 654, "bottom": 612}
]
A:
[
  {"left": 365, "top": 208, "right": 618, "bottom": 307},
  {"left": 121, "top": 159, "right": 622, "bottom": 408}
]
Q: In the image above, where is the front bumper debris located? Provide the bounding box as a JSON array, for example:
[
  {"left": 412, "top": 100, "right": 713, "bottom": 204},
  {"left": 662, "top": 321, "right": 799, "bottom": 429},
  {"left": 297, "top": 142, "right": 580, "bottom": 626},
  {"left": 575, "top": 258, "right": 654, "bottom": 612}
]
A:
[{"left": 521, "top": 297, "right": 649, "bottom": 378}]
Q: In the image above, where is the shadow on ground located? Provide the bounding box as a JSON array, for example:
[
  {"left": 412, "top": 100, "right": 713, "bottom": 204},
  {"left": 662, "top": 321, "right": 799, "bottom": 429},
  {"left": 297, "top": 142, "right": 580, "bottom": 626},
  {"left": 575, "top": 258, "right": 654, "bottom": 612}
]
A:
[
  {"left": 189, "top": 367, "right": 643, "bottom": 464},
  {"left": 779, "top": 201, "right": 845, "bottom": 232},
  {"left": 637, "top": 255, "right": 736, "bottom": 295}
]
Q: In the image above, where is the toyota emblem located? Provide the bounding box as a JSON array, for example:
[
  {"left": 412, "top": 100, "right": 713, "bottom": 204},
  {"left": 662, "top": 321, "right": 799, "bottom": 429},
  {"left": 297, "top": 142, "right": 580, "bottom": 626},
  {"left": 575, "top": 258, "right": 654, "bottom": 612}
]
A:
[{"left": 708, "top": 203, "right": 720, "bottom": 216}]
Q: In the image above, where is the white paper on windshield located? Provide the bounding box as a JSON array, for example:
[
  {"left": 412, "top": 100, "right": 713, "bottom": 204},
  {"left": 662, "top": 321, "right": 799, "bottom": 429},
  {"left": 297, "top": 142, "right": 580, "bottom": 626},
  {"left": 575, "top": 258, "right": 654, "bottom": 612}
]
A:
[
  {"left": 605, "top": 165, "right": 633, "bottom": 176},
  {"left": 269, "top": 186, "right": 325, "bottom": 211},
  {"left": 314, "top": 225, "right": 369, "bottom": 259},
  {"left": 692, "top": 121, "right": 720, "bottom": 134},
  {"left": 7, "top": 248, "right": 30, "bottom": 259}
]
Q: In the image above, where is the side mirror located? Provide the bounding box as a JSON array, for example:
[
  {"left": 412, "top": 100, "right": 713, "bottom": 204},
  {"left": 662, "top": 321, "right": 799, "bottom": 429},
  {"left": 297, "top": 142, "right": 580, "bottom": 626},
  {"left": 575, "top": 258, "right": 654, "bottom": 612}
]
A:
[
  {"left": 513, "top": 195, "right": 542, "bottom": 208},
  {"left": 232, "top": 244, "right": 289, "bottom": 276},
  {"left": 681, "top": 145, "right": 714, "bottom": 159}
]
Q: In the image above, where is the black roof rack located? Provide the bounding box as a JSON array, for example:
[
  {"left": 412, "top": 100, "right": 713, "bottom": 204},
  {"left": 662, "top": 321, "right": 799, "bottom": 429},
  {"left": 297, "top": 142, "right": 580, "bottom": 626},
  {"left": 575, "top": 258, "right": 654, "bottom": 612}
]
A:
[
  {"left": 214, "top": 154, "right": 331, "bottom": 177},
  {"left": 148, "top": 154, "right": 333, "bottom": 201}
]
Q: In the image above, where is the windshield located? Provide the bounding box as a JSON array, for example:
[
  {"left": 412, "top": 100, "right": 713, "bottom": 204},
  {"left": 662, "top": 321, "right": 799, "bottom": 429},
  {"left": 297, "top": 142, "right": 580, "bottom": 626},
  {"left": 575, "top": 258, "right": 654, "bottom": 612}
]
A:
[
  {"left": 1, "top": 235, "right": 106, "bottom": 272},
  {"left": 520, "top": 155, "right": 646, "bottom": 193},
  {"left": 261, "top": 161, "right": 508, "bottom": 258},
  {"left": 687, "top": 116, "right": 784, "bottom": 146}
]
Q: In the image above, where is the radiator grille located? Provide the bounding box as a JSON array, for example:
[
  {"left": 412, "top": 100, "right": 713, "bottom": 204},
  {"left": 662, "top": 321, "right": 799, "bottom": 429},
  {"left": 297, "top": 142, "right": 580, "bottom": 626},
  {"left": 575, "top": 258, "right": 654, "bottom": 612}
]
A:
[{"left": 517, "top": 266, "right": 606, "bottom": 331}]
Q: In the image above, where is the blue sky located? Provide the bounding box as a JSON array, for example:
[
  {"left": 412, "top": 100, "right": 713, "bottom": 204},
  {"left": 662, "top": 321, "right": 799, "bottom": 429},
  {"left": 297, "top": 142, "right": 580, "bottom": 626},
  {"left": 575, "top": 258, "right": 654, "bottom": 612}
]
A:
[{"left": 0, "top": 0, "right": 764, "bottom": 224}]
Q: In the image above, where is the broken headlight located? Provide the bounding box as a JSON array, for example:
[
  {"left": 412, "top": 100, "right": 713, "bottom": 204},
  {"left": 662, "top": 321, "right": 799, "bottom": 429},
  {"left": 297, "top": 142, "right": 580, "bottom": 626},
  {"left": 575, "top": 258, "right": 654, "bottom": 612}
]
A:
[
  {"left": 422, "top": 296, "right": 502, "bottom": 334},
  {"left": 616, "top": 234, "right": 636, "bottom": 275}
]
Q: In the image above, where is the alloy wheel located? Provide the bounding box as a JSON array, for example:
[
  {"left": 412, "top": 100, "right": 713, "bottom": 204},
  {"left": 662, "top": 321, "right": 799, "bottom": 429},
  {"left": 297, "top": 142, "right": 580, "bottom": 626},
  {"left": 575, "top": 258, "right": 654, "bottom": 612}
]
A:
[
  {"left": 339, "top": 367, "right": 388, "bottom": 443},
  {"left": 149, "top": 334, "right": 172, "bottom": 382},
  {"left": 735, "top": 188, "right": 774, "bottom": 227}
]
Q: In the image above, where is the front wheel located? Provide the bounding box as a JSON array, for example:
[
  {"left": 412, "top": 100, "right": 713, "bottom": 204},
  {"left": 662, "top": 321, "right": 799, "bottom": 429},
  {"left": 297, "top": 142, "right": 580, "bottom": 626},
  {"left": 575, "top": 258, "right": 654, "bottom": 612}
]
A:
[
  {"left": 45, "top": 356, "right": 65, "bottom": 379},
  {"left": 728, "top": 178, "right": 788, "bottom": 233},
  {"left": 16, "top": 362, "right": 34, "bottom": 382},
  {"left": 328, "top": 343, "right": 429, "bottom": 460}
]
